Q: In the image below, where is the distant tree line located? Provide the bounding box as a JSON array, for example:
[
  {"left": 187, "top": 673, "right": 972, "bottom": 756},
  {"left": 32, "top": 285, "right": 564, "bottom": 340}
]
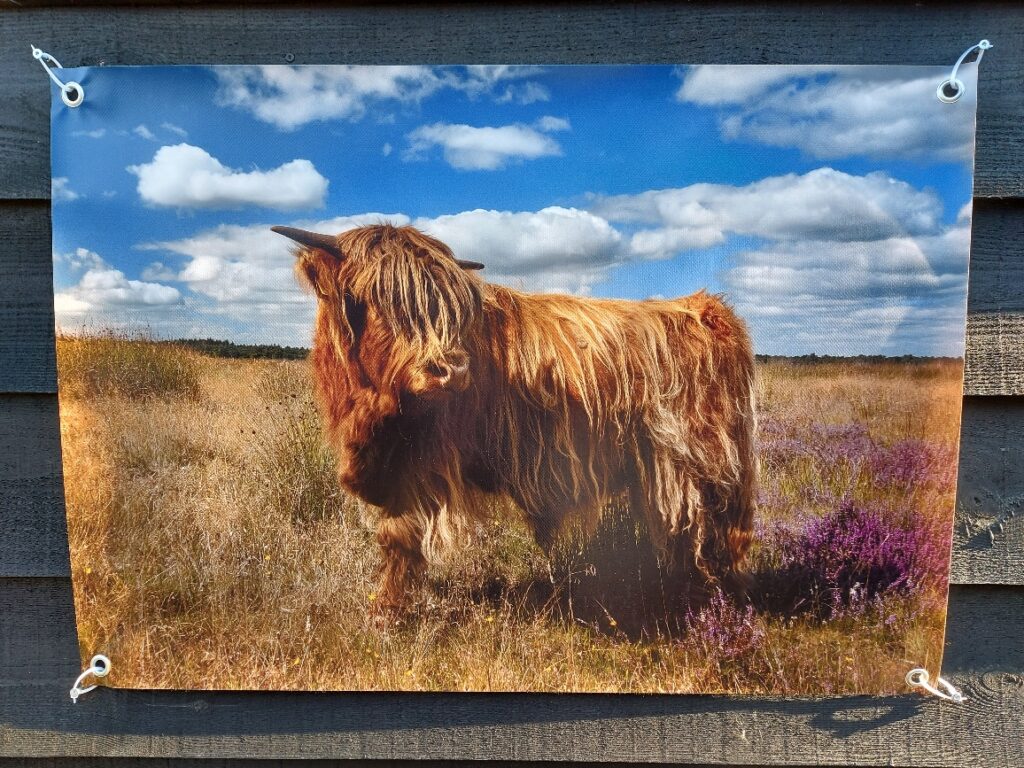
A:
[
  {"left": 168, "top": 338, "right": 309, "bottom": 360},
  {"left": 163, "top": 338, "right": 960, "bottom": 365},
  {"left": 755, "top": 353, "right": 962, "bottom": 365}
]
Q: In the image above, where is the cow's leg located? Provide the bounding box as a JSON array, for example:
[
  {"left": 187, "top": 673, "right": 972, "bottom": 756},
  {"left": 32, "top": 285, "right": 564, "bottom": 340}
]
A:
[
  {"left": 528, "top": 512, "right": 561, "bottom": 557},
  {"left": 505, "top": 486, "right": 563, "bottom": 557},
  {"left": 638, "top": 458, "right": 713, "bottom": 612},
  {"left": 665, "top": 481, "right": 750, "bottom": 608},
  {"left": 699, "top": 480, "right": 754, "bottom": 601},
  {"left": 375, "top": 512, "right": 426, "bottom": 615}
]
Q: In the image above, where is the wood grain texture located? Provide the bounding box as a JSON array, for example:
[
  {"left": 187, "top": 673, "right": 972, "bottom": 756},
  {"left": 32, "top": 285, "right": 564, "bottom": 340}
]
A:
[
  {"left": 953, "top": 397, "right": 1024, "bottom": 583},
  {"left": 0, "top": 3, "right": 1022, "bottom": 200},
  {"left": 2, "top": 391, "right": 1022, "bottom": 583},
  {"left": 0, "top": 395, "right": 69, "bottom": 578},
  {"left": 964, "top": 314, "right": 1024, "bottom": 396},
  {"left": 1, "top": 578, "right": 1021, "bottom": 764},
  {"left": 3, "top": 200, "right": 1022, "bottom": 394},
  {"left": 0, "top": 202, "right": 55, "bottom": 394}
]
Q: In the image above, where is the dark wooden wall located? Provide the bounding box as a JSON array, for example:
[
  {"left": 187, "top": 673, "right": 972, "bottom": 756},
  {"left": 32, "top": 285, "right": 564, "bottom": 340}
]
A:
[{"left": 1, "top": 2, "right": 1022, "bottom": 766}]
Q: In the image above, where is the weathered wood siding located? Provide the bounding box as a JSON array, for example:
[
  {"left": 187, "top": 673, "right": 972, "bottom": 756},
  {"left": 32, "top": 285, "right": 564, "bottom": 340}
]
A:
[{"left": 1, "top": 3, "right": 1021, "bottom": 766}]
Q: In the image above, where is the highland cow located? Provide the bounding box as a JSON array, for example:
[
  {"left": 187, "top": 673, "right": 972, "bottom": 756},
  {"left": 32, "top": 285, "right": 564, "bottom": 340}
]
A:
[{"left": 272, "top": 223, "right": 758, "bottom": 614}]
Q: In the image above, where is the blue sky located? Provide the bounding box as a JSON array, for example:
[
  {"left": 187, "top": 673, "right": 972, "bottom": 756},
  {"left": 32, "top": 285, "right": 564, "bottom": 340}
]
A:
[{"left": 51, "top": 63, "right": 978, "bottom": 355}]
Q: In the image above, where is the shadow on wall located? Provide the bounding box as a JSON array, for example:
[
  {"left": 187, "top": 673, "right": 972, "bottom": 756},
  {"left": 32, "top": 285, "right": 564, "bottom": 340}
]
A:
[{"left": 10, "top": 577, "right": 1024, "bottom": 746}]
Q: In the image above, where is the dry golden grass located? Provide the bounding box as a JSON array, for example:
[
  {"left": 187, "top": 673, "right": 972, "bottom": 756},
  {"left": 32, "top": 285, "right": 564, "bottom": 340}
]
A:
[
  {"left": 757, "top": 359, "right": 963, "bottom": 443},
  {"left": 59, "top": 340, "right": 962, "bottom": 694},
  {"left": 57, "top": 332, "right": 202, "bottom": 400}
]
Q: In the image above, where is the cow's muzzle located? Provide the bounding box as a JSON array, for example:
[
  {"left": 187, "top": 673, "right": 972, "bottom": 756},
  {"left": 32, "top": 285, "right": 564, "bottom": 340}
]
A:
[{"left": 425, "top": 350, "right": 471, "bottom": 393}]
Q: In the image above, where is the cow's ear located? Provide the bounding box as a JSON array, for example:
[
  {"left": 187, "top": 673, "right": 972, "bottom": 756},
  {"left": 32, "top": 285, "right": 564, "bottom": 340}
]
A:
[
  {"left": 275, "top": 225, "right": 344, "bottom": 298},
  {"left": 295, "top": 251, "right": 335, "bottom": 299}
]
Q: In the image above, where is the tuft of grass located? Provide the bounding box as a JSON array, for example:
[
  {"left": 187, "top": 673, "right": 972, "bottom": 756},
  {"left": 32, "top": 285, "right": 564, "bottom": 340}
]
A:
[
  {"left": 57, "top": 332, "right": 202, "bottom": 401},
  {"left": 250, "top": 365, "right": 356, "bottom": 526}
]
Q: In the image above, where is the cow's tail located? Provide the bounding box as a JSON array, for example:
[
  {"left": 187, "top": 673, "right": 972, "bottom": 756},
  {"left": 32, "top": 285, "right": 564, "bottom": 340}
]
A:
[{"left": 698, "top": 298, "right": 758, "bottom": 596}]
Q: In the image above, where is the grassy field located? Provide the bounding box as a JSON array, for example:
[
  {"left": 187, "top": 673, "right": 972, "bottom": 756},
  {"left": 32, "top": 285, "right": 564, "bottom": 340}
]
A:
[{"left": 57, "top": 335, "right": 962, "bottom": 694}]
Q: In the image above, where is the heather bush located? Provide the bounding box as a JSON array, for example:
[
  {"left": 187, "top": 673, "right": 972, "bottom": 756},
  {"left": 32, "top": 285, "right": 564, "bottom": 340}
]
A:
[
  {"left": 683, "top": 591, "right": 767, "bottom": 661},
  {"left": 759, "top": 419, "right": 957, "bottom": 497},
  {"left": 775, "top": 501, "right": 947, "bottom": 617},
  {"left": 869, "top": 439, "right": 958, "bottom": 491},
  {"left": 759, "top": 420, "right": 875, "bottom": 469}
]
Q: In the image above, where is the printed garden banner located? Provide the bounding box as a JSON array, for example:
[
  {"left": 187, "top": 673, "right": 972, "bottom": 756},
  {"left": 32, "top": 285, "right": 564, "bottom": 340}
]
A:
[{"left": 51, "top": 63, "right": 979, "bottom": 694}]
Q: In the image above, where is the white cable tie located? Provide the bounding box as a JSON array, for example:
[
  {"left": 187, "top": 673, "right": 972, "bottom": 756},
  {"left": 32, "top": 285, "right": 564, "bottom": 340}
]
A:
[
  {"left": 906, "top": 668, "right": 965, "bottom": 703},
  {"left": 69, "top": 654, "right": 111, "bottom": 703},
  {"left": 937, "top": 39, "right": 992, "bottom": 104},
  {"left": 30, "top": 45, "right": 85, "bottom": 108}
]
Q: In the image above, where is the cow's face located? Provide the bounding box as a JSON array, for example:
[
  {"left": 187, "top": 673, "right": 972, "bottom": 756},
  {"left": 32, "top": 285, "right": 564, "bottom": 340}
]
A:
[{"left": 275, "top": 224, "right": 484, "bottom": 406}]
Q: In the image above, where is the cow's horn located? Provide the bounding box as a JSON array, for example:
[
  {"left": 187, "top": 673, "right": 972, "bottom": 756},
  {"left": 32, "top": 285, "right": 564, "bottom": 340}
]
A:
[
  {"left": 456, "top": 259, "right": 485, "bottom": 271},
  {"left": 271, "top": 226, "right": 343, "bottom": 259}
]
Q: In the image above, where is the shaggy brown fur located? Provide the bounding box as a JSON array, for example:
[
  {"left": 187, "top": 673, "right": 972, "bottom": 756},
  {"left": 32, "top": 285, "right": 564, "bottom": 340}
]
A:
[{"left": 273, "top": 223, "right": 758, "bottom": 613}]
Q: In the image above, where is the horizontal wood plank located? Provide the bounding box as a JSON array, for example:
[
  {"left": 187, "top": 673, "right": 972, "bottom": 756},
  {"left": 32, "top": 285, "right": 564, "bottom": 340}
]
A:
[
  {"left": 0, "top": 761, "right": 775, "bottom": 768},
  {"left": 15, "top": 764, "right": 769, "bottom": 768},
  {"left": 953, "top": 398, "right": 1024, "bottom": 583},
  {"left": 0, "top": 395, "right": 69, "bottom": 578},
  {"left": 0, "top": 203, "right": 56, "bottom": 394},
  {"left": 2, "top": 392, "right": 1021, "bottom": 583},
  {"left": 964, "top": 314, "right": 1024, "bottom": 396},
  {"left": 0, "top": 3, "right": 1022, "bottom": 199},
  {"left": 1, "top": 578, "right": 1021, "bottom": 765},
  {"left": 3, "top": 200, "right": 1022, "bottom": 394},
  {"left": 963, "top": 200, "right": 1024, "bottom": 394}
]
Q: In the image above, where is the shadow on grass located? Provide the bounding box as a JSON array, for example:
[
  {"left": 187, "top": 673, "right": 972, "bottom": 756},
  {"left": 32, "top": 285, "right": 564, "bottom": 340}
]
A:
[{"left": 430, "top": 504, "right": 747, "bottom": 642}]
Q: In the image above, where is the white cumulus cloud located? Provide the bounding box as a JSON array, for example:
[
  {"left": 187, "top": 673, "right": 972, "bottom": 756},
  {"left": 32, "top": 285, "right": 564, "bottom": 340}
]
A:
[
  {"left": 128, "top": 143, "right": 328, "bottom": 210},
  {"left": 458, "top": 65, "right": 546, "bottom": 95},
  {"left": 161, "top": 122, "right": 189, "bottom": 138},
  {"left": 141, "top": 213, "right": 406, "bottom": 306},
  {"left": 627, "top": 225, "right": 724, "bottom": 259},
  {"left": 724, "top": 231, "right": 969, "bottom": 303},
  {"left": 215, "top": 65, "right": 444, "bottom": 131},
  {"left": 405, "top": 120, "right": 565, "bottom": 171},
  {"left": 496, "top": 81, "right": 551, "bottom": 105},
  {"left": 591, "top": 167, "right": 968, "bottom": 355},
  {"left": 676, "top": 64, "right": 978, "bottom": 162},
  {"left": 53, "top": 248, "right": 182, "bottom": 326},
  {"left": 414, "top": 207, "right": 625, "bottom": 292},
  {"left": 535, "top": 115, "right": 571, "bottom": 132},
  {"left": 52, "top": 177, "right": 80, "bottom": 202},
  {"left": 676, "top": 65, "right": 832, "bottom": 105},
  {"left": 141, "top": 261, "right": 178, "bottom": 281},
  {"left": 213, "top": 65, "right": 551, "bottom": 131},
  {"left": 142, "top": 206, "right": 626, "bottom": 313},
  {"left": 591, "top": 168, "right": 943, "bottom": 255}
]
